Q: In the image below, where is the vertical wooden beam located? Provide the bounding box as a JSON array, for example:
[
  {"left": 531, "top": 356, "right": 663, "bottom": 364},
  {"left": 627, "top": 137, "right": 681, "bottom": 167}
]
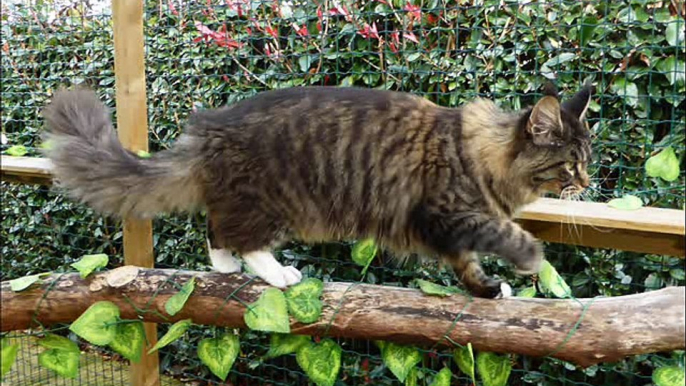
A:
[{"left": 112, "top": 1, "right": 161, "bottom": 385}]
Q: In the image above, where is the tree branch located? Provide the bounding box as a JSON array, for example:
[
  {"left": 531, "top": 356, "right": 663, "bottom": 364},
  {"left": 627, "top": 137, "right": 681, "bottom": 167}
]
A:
[{"left": 2, "top": 267, "right": 684, "bottom": 367}]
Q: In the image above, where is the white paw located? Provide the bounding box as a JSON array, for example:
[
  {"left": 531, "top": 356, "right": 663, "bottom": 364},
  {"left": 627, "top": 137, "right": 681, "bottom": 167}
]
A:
[
  {"left": 209, "top": 248, "right": 242, "bottom": 273},
  {"left": 495, "top": 282, "right": 513, "bottom": 299},
  {"left": 283, "top": 266, "right": 303, "bottom": 286},
  {"left": 243, "top": 251, "right": 303, "bottom": 288}
]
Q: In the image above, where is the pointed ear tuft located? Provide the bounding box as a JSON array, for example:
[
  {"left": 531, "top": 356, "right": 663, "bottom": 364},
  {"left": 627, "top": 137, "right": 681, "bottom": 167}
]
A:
[
  {"left": 562, "top": 82, "right": 594, "bottom": 120},
  {"left": 527, "top": 96, "right": 563, "bottom": 146},
  {"left": 542, "top": 82, "right": 559, "bottom": 98}
]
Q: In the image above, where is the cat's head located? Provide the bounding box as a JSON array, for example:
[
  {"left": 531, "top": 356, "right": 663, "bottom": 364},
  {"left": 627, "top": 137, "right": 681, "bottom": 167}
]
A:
[{"left": 519, "top": 82, "right": 594, "bottom": 199}]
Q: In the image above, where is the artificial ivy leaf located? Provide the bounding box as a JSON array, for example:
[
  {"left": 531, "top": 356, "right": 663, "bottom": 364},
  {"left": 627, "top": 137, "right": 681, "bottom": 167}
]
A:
[
  {"left": 165, "top": 277, "right": 196, "bottom": 316},
  {"left": 296, "top": 339, "right": 342, "bottom": 386},
  {"left": 607, "top": 195, "right": 644, "bottom": 211},
  {"left": 380, "top": 342, "right": 422, "bottom": 382},
  {"left": 429, "top": 367, "right": 452, "bottom": 386},
  {"left": 416, "top": 279, "right": 461, "bottom": 297},
  {"left": 147, "top": 319, "right": 192, "bottom": 354},
  {"left": 404, "top": 367, "right": 419, "bottom": 386},
  {"left": 538, "top": 260, "right": 572, "bottom": 298},
  {"left": 351, "top": 238, "right": 377, "bottom": 276},
  {"left": 453, "top": 343, "right": 476, "bottom": 385},
  {"left": 646, "top": 147, "right": 680, "bottom": 182},
  {"left": 108, "top": 321, "right": 145, "bottom": 363},
  {"left": 244, "top": 288, "right": 290, "bottom": 333},
  {"left": 70, "top": 254, "right": 108, "bottom": 278},
  {"left": 517, "top": 286, "right": 537, "bottom": 298},
  {"left": 653, "top": 366, "right": 685, "bottom": 386},
  {"left": 9, "top": 272, "right": 50, "bottom": 292},
  {"left": 5, "top": 145, "right": 27, "bottom": 157},
  {"left": 37, "top": 334, "right": 79, "bottom": 353},
  {"left": 197, "top": 333, "right": 240, "bottom": 381},
  {"left": 476, "top": 352, "right": 512, "bottom": 386},
  {"left": 285, "top": 278, "right": 323, "bottom": 323},
  {"left": 136, "top": 150, "right": 152, "bottom": 158},
  {"left": 38, "top": 349, "right": 80, "bottom": 379},
  {"left": 1, "top": 339, "right": 19, "bottom": 379},
  {"left": 265, "top": 334, "right": 310, "bottom": 359},
  {"left": 69, "top": 301, "right": 120, "bottom": 346}
]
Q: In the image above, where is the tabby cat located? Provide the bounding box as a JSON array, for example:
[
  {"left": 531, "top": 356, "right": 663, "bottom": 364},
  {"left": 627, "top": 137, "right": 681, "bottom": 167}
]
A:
[{"left": 42, "top": 83, "right": 593, "bottom": 298}]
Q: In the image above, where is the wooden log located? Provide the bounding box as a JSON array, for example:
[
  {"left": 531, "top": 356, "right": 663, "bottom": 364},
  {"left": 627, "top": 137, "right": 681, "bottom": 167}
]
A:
[{"left": 2, "top": 268, "right": 684, "bottom": 367}]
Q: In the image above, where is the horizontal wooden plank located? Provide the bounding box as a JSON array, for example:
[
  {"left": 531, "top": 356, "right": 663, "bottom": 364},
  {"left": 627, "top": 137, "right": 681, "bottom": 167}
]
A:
[
  {"left": 520, "top": 197, "right": 685, "bottom": 236},
  {"left": 2, "top": 156, "right": 684, "bottom": 257}
]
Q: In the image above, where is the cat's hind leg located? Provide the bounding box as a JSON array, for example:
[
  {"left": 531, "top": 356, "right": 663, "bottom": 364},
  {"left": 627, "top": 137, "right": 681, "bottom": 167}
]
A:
[{"left": 207, "top": 206, "right": 302, "bottom": 288}]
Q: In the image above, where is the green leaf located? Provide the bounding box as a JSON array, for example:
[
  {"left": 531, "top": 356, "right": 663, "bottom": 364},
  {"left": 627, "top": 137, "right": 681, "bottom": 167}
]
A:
[
  {"left": 5, "top": 145, "right": 28, "bottom": 156},
  {"left": 380, "top": 342, "right": 422, "bottom": 382},
  {"left": 148, "top": 319, "right": 192, "bottom": 354},
  {"left": 285, "top": 278, "right": 323, "bottom": 323},
  {"left": 416, "top": 279, "right": 461, "bottom": 297},
  {"left": 578, "top": 17, "right": 598, "bottom": 47},
  {"left": 299, "top": 55, "right": 312, "bottom": 72},
  {"left": 37, "top": 334, "right": 79, "bottom": 353},
  {"left": 657, "top": 57, "right": 686, "bottom": 86},
  {"left": 1, "top": 340, "right": 19, "bottom": 379},
  {"left": 429, "top": 367, "right": 452, "bottom": 386},
  {"left": 9, "top": 272, "right": 50, "bottom": 292},
  {"left": 108, "top": 322, "right": 145, "bottom": 363},
  {"left": 538, "top": 260, "right": 572, "bottom": 298},
  {"left": 70, "top": 253, "right": 108, "bottom": 278},
  {"left": 542, "top": 53, "right": 576, "bottom": 68},
  {"left": 265, "top": 334, "right": 310, "bottom": 359},
  {"left": 666, "top": 19, "right": 685, "bottom": 47},
  {"left": 517, "top": 286, "right": 537, "bottom": 298},
  {"left": 197, "top": 333, "right": 240, "bottom": 381},
  {"left": 405, "top": 367, "right": 419, "bottom": 386},
  {"left": 296, "top": 339, "right": 342, "bottom": 386},
  {"left": 351, "top": 238, "right": 378, "bottom": 276},
  {"left": 136, "top": 150, "right": 152, "bottom": 158},
  {"left": 611, "top": 78, "right": 639, "bottom": 107},
  {"left": 607, "top": 195, "right": 644, "bottom": 211},
  {"left": 653, "top": 366, "right": 685, "bottom": 386},
  {"left": 165, "top": 277, "right": 196, "bottom": 316},
  {"left": 646, "top": 147, "right": 680, "bottom": 182},
  {"left": 476, "top": 352, "right": 512, "bottom": 386},
  {"left": 453, "top": 343, "right": 476, "bottom": 385},
  {"left": 38, "top": 349, "right": 80, "bottom": 379},
  {"left": 69, "top": 301, "right": 120, "bottom": 346},
  {"left": 244, "top": 288, "right": 290, "bottom": 333}
]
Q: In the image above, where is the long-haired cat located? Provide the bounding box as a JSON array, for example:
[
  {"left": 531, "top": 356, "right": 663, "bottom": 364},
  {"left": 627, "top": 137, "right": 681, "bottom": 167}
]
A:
[{"left": 42, "top": 83, "right": 593, "bottom": 298}]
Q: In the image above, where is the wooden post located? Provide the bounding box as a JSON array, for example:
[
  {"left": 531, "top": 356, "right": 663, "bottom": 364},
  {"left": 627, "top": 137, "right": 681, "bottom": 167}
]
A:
[{"left": 112, "top": 1, "right": 161, "bottom": 385}]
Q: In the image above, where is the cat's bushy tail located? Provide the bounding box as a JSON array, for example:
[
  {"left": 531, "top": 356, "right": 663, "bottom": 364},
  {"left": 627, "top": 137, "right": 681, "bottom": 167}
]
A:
[{"left": 41, "top": 88, "right": 204, "bottom": 218}]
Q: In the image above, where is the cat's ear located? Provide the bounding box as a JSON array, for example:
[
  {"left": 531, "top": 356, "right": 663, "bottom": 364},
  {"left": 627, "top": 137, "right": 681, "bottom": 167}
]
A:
[
  {"left": 527, "top": 96, "right": 563, "bottom": 146},
  {"left": 562, "top": 82, "right": 594, "bottom": 121}
]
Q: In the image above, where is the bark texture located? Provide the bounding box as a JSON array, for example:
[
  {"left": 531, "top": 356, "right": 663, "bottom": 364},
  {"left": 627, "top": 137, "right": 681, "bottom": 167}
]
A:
[{"left": 2, "top": 267, "right": 684, "bottom": 367}]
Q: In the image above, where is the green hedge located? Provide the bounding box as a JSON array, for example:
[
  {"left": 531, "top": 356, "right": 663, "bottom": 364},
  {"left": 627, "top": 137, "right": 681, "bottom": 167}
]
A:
[{"left": 1, "top": 0, "right": 684, "bottom": 385}]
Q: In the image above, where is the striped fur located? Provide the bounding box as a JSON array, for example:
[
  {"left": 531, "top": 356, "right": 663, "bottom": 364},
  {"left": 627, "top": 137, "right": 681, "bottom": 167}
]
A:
[{"left": 42, "top": 84, "right": 593, "bottom": 298}]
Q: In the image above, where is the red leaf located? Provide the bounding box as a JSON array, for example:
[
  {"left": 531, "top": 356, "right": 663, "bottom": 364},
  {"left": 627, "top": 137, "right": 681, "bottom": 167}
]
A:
[
  {"left": 292, "top": 23, "right": 309, "bottom": 37},
  {"left": 358, "top": 22, "right": 379, "bottom": 40},
  {"left": 265, "top": 25, "right": 278, "bottom": 38},
  {"left": 404, "top": 3, "right": 421, "bottom": 21},
  {"left": 167, "top": 0, "right": 178, "bottom": 16},
  {"left": 404, "top": 31, "right": 419, "bottom": 43},
  {"left": 375, "top": 0, "right": 389, "bottom": 4},
  {"left": 427, "top": 13, "right": 439, "bottom": 24}
]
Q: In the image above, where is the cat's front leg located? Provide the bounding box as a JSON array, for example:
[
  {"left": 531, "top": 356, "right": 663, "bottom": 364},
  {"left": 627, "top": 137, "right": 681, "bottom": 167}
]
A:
[{"left": 414, "top": 210, "right": 544, "bottom": 297}]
